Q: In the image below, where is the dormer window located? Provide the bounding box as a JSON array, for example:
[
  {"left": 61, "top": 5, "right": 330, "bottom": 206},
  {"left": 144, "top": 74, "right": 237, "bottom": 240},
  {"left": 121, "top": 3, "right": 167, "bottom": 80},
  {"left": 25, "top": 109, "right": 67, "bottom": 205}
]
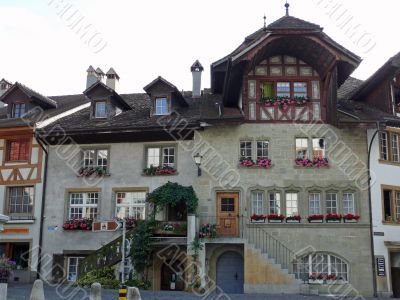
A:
[
  {"left": 12, "top": 103, "right": 26, "bottom": 118},
  {"left": 1, "top": 83, "right": 6, "bottom": 90},
  {"left": 155, "top": 97, "right": 169, "bottom": 115},
  {"left": 95, "top": 101, "right": 107, "bottom": 118}
]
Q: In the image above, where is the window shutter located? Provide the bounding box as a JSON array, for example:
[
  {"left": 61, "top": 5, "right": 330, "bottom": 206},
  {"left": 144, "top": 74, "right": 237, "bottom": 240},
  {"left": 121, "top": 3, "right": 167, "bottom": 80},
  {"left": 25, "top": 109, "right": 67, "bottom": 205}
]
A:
[{"left": 263, "top": 82, "right": 274, "bottom": 97}]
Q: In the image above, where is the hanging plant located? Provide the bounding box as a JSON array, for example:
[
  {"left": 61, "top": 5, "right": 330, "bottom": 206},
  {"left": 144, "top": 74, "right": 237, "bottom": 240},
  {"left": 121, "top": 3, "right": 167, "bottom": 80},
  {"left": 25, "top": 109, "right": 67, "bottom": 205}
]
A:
[
  {"left": 146, "top": 181, "right": 198, "bottom": 214},
  {"left": 259, "top": 96, "right": 309, "bottom": 109}
]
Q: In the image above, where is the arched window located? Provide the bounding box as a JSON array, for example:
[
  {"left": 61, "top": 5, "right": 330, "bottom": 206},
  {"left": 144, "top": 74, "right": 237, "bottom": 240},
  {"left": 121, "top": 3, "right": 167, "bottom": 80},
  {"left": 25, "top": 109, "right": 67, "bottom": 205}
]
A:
[{"left": 295, "top": 253, "right": 349, "bottom": 282}]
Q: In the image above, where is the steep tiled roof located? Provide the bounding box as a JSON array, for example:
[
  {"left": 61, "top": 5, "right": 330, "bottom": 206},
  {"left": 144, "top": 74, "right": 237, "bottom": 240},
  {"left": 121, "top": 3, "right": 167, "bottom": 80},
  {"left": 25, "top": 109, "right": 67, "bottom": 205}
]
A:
[
  {"left": 266, "top": 16, "right": 322, "bottom": 31},
  {"left": 14, "top": 82, "right": 58, "bottom": 108},
  {"left": 338, "top": 77, "right": 363, "bottom": 100}
]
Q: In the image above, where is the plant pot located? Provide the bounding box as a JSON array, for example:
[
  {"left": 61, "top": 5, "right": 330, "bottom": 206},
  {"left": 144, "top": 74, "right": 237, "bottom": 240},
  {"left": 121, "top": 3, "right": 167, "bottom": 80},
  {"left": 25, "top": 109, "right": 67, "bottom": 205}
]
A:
[
  {"left": 343, "top": 219, "right": 358, "bottom": 223},
  {"left": 326, "top": 219, "right": 341, "bottom": 223},
  {"left": 286, "top": 219, "right": 301, "bottom": 223},
  {"left": 308, "top": 219, "right": 324, "bottom": 223},
  {"left": 251, "top": 219, "right": 266, "bottom": 223},
  {"left": 268, "top": 219, "right": 284, "bottom": 223}
]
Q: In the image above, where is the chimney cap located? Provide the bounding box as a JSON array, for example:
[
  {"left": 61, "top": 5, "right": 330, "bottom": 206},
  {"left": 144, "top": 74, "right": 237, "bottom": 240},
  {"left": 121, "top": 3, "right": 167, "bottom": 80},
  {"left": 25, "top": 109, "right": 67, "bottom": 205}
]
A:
[
  {"left": 191, "top": 60, "right": 204, "bottom": 72},
  {"left": 106, "top": 67, "right": 120, "bottom": 79},
  {"left": 96, "top": 67, "right": 105, "bottom": 76},
  {"left": 87, "top": 65, "right": 96, "bottom": 72}
]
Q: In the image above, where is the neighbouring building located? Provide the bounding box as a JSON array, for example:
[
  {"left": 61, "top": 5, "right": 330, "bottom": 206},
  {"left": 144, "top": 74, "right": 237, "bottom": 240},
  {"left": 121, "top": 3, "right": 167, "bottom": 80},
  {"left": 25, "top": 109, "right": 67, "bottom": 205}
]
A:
[
  {"left": 340, "top": 52, "right": 400, "bottom": 298},
  {"left": 0, "top": 81, "right": 88, "bottom": 283}
]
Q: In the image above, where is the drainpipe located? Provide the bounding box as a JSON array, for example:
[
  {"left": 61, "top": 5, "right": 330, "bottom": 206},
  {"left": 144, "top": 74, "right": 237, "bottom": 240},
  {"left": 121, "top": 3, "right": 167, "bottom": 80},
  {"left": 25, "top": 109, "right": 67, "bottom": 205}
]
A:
[
  {"left": 367, "top": 121, "right": 383, "bottom": 298},
  {"left": 35, "top": 134, "right": 49, "bottom": 279}
]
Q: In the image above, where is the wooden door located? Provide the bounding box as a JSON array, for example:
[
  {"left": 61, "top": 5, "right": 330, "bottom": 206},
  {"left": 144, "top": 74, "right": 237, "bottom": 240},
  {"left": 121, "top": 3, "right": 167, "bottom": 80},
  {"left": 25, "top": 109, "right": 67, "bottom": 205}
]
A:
[
  {"left": 216, "top": 192, "right": 239, "bottom": 237},
  {"left": 392, "top": 267, "right": 400, "bottom": 298}
]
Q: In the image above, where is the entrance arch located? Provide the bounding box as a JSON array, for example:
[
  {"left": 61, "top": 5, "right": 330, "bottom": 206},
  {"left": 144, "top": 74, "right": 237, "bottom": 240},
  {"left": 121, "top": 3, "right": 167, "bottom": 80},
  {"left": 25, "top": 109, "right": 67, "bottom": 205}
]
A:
[{"left": 216, "top": 251, "right": 244, "bottom": 294}]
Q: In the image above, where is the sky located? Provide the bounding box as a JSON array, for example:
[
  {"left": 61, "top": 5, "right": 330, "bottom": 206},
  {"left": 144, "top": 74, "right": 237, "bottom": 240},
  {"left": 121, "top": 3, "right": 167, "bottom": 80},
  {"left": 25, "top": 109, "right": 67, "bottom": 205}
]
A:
[{"left": 0, "top": 0, "right": 399, "bottom": 96}]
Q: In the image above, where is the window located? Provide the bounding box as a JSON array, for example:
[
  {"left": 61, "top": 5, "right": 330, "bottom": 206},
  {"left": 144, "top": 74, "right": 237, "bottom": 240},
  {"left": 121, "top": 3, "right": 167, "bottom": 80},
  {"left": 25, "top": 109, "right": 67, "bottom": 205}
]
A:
[
  {"left": 155, "top": 97, "right": 169, "bottom": 115},
  {"left": 12, "top": 103, "right": 26, "bottom": 118},
  {"left": 382, "top": 187, "right": 400, "bottom": 222},
  {"left": 69, "top": 192, "right": 99, "bottom": 219},
  {"left": 379, "top": 132, "right": 388, "bottom": 160},
  {"left": 248, "top": 80, "right": 256, "bottom": 99},
  {"left": 295, "top": 138, "right": 308, "bottom": 159},
  {"left": 312, "top": 138, "right": 325, "bottom": 158},
  {"left": 262, "top": 82, "right": 274, "bottom": 98},
  {"left": 286, "top": 192, "right": 298, "bottom": 217},
  {"left": 295, "top": 253, "right": 348, "bottom": 281},
  {"left": 251, "top": 191, "right": 264, "bottom": 215},
  {"left": 6, "top": 139, "right": 30, "bottom": 161},
  {"left": 269, "top": 192, "right": 281, "bottom": 214},
  {"left": 0, "top": 83, "right": 6, "bottom": 90},
  {"left": 67, "top": 257, "right": 83, "bottom": 281},
  {"left": 8, "top": 187, "right": 34, "bottom": 216},
  {"left": 293, "top": 82, "right": 307, "bottom": 98},
  {"left": 83, "top": 149, "right": 108, "bottom": 171},
  {"left": 256, "top": 141, "right": 269, "bottom": 160},
  {"left": 309, "top": 193, "right": 321, "bottom": 215},
  {"left": 116, "top": 191, "right": 146, "bottom": 220},
  {"left": 221, "top": 198, "right": 235, "bottom": 212},
  {"left": 343, "top": 193, "right": 355, "bottom": 215},
  {"left": 392, "top": 133, "right": 400, "bottom": 162},
  {"left": 146, "top": 146, "right": 176, "bottom": 168},
  {"left": 326, "top": 193, "right": 338, "bottom": 214},
  {"left": 240, "top": 141, "right": 252, "bottom": 159},
  {"left": 94, "top": 101, "right": 107, "bottom": 118},
  {"left": 277, "top": 82, "right": 290, "bottom": 97}
]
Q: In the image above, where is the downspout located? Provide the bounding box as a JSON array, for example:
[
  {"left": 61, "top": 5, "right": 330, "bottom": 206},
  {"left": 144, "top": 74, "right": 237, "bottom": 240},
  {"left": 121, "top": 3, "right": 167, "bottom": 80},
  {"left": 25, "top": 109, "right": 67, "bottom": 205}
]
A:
[
  {"left": 35, "top": 134, "right": 49, "bottom": 279},
  {"left": 367, "top": 121, "right": 382, "bottom": 297}
]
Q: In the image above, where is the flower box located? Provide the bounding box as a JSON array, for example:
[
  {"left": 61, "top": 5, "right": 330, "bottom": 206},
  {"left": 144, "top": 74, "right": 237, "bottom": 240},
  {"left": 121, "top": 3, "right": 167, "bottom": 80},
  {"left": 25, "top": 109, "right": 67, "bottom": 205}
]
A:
[
  {"left": 78, "top": 166, "right": 108, "bottom": 177},
  {"left": 325, "top": 214, "right": 342, "bottom": 223},
  {"left": 199, "top": 224, "right": 217, "bottom": 239},
  {"left": 250, "top": 214, "right": 267, "bottom": 223},
  {"left": 239, "top": 158, "right": 255, "bottom": 167},
  {"left": 343, "top": 214, "right": 360, "bottom": 223},
  {"left": 295, "top": 157, "right": 329, "bottom": 168},
  {"left": 143, "top": 165, "right": 176, "bottom": 176},
  {"left": 260, "top": 96, "right": 309, "bottom": 109},
  {"left": 307, "top": 215, "right": 324, "bottom": 223},
  {"left": 326, "top": 219, "right": 341, "bottom": 223},
  {"left": 63, "top": 218, "right": 93, "bottom": 230},
  {"left": 267, "top": 214, "right": 285, "bottom": 223},
  {"left": 286, "top": 216, "right": 301, "bottom": 223},
  {"left": 256, "top": 158, "right": 272, "bottom": 169}
]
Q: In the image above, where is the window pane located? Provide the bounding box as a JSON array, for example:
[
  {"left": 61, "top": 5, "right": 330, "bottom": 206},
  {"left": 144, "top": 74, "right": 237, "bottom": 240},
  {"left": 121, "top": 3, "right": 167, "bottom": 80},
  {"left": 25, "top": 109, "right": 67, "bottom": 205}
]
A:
[
  {"left": 95, "top": 101, "right": 107, "bottom": 118},
  {"left": 116, "top": 191, "right": 146, "bottom": 220},
  {"left": 162, "top": 147, "right": 175, "bottom": 167},
  {"left": 294, "top": 82, "right": 307, "bottom": 98},
  {"left": 251, "top": 192, "right": 264, "bottom": 215},
  {"left": 396, "top": 192, "right": 400, "bottom": 221},
  {"left": 326, "top": 193, "right": 338, "bottom": 214},
  {"left": 277, "top": 82, "right": 290, "bottom": 97},
  {"left": 8, "top": 187, "right": 33, "bottom": 215},
  {"left": 256, "top": 141, "right": 269, "bottom": 160},
  {"left": 383, "top": 190, "right": 392, "bottom": 221},
  {"left": 13, "top": 103, "right": 26, "bottom": 118},
  {"left": 83, "top": 150, "right": 95, "bottom": 167},
  {"left": 240, "top": 141, "right": 252, "bottom": 159},
  {"left": 97, "top": 150, "right": 108, "bottom": 169},
  {"left": 286, "top": 193, "right": 298, "bottom": 216},
  {"left": 269, "top": 192, "right": 281, "bottom": 214},
  {"left": 379, "top": 132, "right": 388, "bottom": 160},
  {"left": 147, "top": 147, "right": 160, "bottom": 167},
  {"left": 7, "top": 139, "right": 29, "bottom": 161},
  {"left": 296, "top": 138, "right": 308, "bottom": 159},
  {"left": 392, "top": 134, "right": 399, "bottom": 162},
  {"left": 262, "top": 82, "right": 274, "bottom": 98},
  {"left": 248, "top": 80, "right": 256, "bottom": 99},
  {"left": 69, "top": 192, "right": 98, "bottom": 219},
  {"left": 309, "top": 193, "right": 321, "bottom": 215},
  {"left": 343, "top": 193, "right": 355, "bottom": 214},
  {"left": 155, "top": 98, "right": 168, "bottom": 115},
  {"left": 312, "top": 138, "right": 325, "bottom": 159}
]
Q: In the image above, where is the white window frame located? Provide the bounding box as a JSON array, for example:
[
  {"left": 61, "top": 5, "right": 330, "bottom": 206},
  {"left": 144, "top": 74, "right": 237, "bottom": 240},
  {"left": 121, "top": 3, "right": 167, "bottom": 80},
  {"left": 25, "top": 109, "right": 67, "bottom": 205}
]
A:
[
  {"left": 309, "top": 193, "right": 321, "bottom": 215},
  {"left": 312, "top": 138, "right": 326, "bottom": 159},
  {"left": 83, "top": 149, "right": 109, "bottom": 170},
  {"left": 12, "top": 103, "right": 26, "bottom": 118},
  {"left": 240, "top": 141, "right": 252, "bottom": 159},
  {"left": 94, "top": 101, "right": 107, "bottom": 118},
  {"left": 256, "top": 140, "right": 269, "bottom": 160},
  {"left": 251, "top": 191, "right": 264, "bottom": 215},
  {"left": 293, "top": 82, "right": 307, "bottom": 98},
  {"left": 155, "top": 97, "right": 169, "bottom": 115},
  {"left": 277, "top": 82, "right": 290, "bottom": 97},
  {"left": 391, "top": 133, "right": 400, "bottom": 162},
  {"left": 343, "top": 193, "right": 355, "bottom": 215},
  {"left": 326, "top": 193, "right": 338, "bottom": 214},
  {"left": 379, "top": 132, "right": 388, "bottom": 161},
  {"left": 268, "top": 191, "right": 281, "bottom": 215},
  {"left": 146, "top": 146, "right": 176, "bottom": 168},
  {"left": 295, "top": 138, "right": 309, "bottom": 159},
  {"left": 67, "top": 257, "right": 84, "bottom": 282},
  {"left": 69, "top": 192, "right": 99, "bottom": 220},
  {"left": 115, "top": 191, "right": 146, "bottom": 220},
  {"left": 286, "top": 192, "right": 298, "bottom": 217},
  {"left": 8, "top": 186, "right": 34, "bottom": 216}
]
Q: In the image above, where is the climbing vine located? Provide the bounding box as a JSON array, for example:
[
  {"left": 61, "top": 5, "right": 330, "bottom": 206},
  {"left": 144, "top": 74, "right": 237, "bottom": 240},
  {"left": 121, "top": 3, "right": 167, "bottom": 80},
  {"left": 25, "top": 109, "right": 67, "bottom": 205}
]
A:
[
  {"left": 146, "top": 181, "right": 199, "bottom": 214},
  {"left": 130, "top": 220, "right": 155, "bottom": 278}
]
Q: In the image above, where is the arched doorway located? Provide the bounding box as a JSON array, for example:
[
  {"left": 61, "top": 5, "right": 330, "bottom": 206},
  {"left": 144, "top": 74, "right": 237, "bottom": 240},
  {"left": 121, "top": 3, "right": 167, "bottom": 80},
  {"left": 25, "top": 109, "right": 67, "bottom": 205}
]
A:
[
  {"left": 216, "top": 251, "right": 244, "bottom": 294},
  {"left": 160, "top": 260, "right": 185, "bottom": 291}
]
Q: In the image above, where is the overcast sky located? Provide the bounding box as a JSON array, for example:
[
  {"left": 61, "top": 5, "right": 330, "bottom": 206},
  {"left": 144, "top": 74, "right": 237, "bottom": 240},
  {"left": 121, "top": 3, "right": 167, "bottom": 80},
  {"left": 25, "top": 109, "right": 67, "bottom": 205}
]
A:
[{"left": 1, "top": 0, "right": 399, "bottom": 96}]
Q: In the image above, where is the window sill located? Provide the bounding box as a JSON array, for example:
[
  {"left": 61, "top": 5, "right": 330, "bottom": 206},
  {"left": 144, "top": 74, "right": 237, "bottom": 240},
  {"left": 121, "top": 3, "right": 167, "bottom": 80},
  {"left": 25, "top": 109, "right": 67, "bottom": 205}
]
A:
[
  {"left": 378, "top": 159, "right": 400, "bottom": 167},
  {"left": 293, "top": 165, "right": 329, "bottom": 169},
  {"left": 382, "top": 221, "right": 400, "bottom": 226},
  {"left": 7, "top": 219, "right": 35, "bottom": 224},
  {"left": 237, "top": 164, "right": 274, "bottom": 169},
  {"left": 141, "top": 172, "right": 179, "bottom": 177},
  {"left": 76, "top": 173, "right": 111, "bottom": 178}
]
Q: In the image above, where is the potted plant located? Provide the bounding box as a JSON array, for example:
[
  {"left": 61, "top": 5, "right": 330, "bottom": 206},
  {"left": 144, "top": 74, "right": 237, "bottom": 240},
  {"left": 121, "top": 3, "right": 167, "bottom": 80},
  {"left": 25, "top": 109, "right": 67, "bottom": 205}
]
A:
[
  {"left": 267, "top": 214, "right": 285, "bottom": 223},
  {"left": 62, "top": 218, "right": 93, "bottom": 230},
  {"left": 143, "top": 165, "right": 177, "bottom": 176},
  {"left": 307, "top": 214, "right": 324, "bottom": 223},
  {"left": 295, "top": 157, "right": 329, "bottom": 168},
  {"left": 343, "top": 214, "right": 360, "bottom": 223},
  {"left": 286, "top": 215, "right": 301, "bottom": 223},
  {"left": 256, "top": 158, "right": 272, "bottom": 168},
  {"left": 250, "top": 214, "right": 267, "bottom": 223},
  {"left": 326, "top": 274, "right": 337, "bottom": 284},
  {"left": 198, "top": 223, "right": 217, "bottom": 239},
  {"left": 78, "top": 166, "right": 107, "bottom": 177},
  {"left": 0, "top": 258, "right": 16, "bottom": 283},
  {"left": 239, "top": 157, "right": 255, "bottom": 167},
  {"left": 325, "top": 213, "right": 342, "bottom": 223}
]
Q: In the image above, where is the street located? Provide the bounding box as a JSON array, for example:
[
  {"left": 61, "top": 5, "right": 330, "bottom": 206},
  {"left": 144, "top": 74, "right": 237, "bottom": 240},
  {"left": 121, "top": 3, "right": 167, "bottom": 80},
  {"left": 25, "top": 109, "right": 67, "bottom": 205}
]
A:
[{"left": 5, "top": 284, "right": 398, "bottom": 300}]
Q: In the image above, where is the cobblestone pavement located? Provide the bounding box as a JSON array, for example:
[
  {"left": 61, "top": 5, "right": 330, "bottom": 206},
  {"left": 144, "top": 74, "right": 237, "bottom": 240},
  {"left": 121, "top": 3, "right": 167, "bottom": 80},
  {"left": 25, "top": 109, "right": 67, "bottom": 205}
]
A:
[{"left": 6, "top": 284, "right": 398, "bottom": 300}]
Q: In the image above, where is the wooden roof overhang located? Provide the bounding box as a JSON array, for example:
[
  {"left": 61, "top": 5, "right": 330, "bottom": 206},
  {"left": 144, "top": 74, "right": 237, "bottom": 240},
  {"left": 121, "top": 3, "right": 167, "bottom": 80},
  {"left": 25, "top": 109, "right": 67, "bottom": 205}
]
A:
[
  {"left": 0, "top": 125, "right": 33, "bottom": 138},
  {"left": 222, "top": 31, "right": 361, "bottom": 107}
]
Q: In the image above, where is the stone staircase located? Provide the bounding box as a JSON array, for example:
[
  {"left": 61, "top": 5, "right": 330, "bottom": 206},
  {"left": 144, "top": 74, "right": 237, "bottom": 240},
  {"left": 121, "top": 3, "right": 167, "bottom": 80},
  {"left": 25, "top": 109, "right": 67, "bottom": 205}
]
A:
[{"left": 243, "top": 226, "right": 303, "bottom": 294}]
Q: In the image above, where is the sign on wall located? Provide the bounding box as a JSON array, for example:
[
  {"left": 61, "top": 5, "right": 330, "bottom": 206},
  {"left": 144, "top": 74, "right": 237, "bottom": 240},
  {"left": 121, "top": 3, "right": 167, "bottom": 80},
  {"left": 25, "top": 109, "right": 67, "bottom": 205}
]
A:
[{"left": 376, "top": 257, "right": 386, "bottom": 276}]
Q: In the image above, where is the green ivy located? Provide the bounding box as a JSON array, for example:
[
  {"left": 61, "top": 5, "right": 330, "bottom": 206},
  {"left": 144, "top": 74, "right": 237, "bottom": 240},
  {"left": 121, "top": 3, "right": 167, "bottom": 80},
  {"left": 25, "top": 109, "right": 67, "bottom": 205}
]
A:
[
  {"left": 130, "top": 220, "right": 155, "bottom": 275},
  {"left": 77, "top": 267, "right": 120, "bottom": 289},
  {"left": 146, "top": 181, "right": 198, "bottom": 214}
]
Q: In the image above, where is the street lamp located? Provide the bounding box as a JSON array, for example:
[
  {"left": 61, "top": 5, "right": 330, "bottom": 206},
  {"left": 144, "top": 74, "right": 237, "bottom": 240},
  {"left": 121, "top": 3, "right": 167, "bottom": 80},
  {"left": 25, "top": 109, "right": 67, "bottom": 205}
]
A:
[{"left": 194, "top": 153, "right": 203, "bottom": 176}]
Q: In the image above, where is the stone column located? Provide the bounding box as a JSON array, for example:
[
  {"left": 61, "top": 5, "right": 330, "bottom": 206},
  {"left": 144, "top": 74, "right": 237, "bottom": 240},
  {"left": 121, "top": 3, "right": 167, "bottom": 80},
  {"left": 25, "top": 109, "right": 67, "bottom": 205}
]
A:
[
  {"left": 127, "top": 286, "right": 141, "bottom": 300},
  {"left": 89, "top": 282, "right": 101, "bottom": 300},
  {"left": 0, "top": 283, "right": 7, "bottom": 300},
  {"left": 29, "top": 279, "right": 45, "bottom": 300}
]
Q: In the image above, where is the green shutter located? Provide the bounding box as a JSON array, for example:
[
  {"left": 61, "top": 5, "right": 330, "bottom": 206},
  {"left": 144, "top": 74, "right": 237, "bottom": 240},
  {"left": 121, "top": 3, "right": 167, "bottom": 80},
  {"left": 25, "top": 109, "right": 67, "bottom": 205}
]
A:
[{"left": 263, "top": 82, "right": 274, "bottom": 98}]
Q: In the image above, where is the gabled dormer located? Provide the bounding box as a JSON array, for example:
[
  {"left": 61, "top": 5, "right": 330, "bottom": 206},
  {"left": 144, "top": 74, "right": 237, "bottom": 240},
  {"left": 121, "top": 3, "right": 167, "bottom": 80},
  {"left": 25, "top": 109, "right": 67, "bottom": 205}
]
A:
[
  {"left": 0, "top": 82, "right": 57, "bottom": 118},
  {"left": 83, "top": 80, "right": 131, "bottom": 120},
  {"left": 143, "top": 76, "right": 188, "bottom": 116},
  {"left": 0, "top": 79, "right": 12, "bottom": 97}
]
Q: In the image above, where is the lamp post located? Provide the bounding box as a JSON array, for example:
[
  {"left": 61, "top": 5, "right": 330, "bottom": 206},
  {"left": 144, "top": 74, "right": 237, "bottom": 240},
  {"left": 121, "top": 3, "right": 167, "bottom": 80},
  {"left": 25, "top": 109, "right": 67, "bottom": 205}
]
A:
[{"left": 194, "top": 153, "right": 203, "bottom": 176}]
